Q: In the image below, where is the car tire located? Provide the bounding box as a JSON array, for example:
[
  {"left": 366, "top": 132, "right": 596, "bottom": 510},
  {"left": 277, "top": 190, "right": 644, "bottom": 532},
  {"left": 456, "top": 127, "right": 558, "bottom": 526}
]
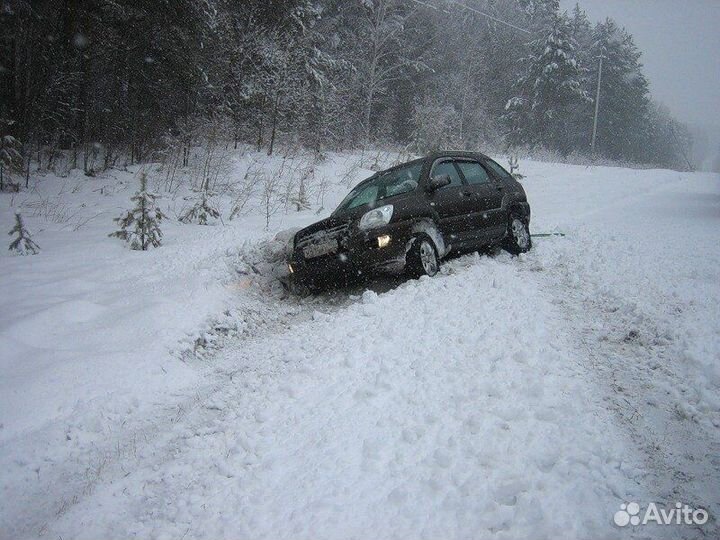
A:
[
  {"left": 503, "top": 212, "right": 532, "bottom": 255},
  {"left": 406, "top": 234, "right": 440, "bottom": 278}
]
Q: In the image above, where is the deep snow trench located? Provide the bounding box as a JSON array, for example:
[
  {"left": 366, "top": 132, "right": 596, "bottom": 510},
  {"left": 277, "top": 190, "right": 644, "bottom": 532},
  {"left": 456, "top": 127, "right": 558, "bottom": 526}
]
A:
[{"left": 2, "top": 159, "right": 718, "bottom": 539}]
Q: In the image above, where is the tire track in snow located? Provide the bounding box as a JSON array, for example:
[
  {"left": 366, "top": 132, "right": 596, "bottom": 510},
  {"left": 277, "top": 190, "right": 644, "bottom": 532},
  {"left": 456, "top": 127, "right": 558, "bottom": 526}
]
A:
[
  {"left": 1, "top": 281, "right": 374, "bottom": 540},
  {"left": 522, "top": 234, "right": 720, "bottom": 539},
  {"left": 40, "top": 254, "right": 651, "bottom": 540}
]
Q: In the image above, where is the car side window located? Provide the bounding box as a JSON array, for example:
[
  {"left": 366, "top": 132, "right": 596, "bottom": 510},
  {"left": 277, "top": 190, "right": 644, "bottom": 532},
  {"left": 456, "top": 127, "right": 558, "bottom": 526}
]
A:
[
  {"left": 430, "top": 161, "right": 463, "bottom": 189},
  {"left": 457, "top": 161, "right": 490, "bottom": 185},
  {"left": 484, "top": 158, "right": 513, "bottom": 180}
]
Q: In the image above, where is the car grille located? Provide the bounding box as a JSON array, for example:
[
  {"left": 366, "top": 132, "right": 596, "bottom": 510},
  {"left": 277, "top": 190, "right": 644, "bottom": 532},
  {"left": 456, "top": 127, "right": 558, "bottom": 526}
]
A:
[{"left": 295, "top": 223, "right": 349, "bottom": 250}]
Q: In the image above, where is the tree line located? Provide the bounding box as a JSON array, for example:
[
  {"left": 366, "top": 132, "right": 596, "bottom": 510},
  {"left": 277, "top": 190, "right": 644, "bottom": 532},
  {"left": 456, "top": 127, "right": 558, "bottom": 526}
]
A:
[{"left": 0, "top": 0, "right": 693, "bottom": 183}]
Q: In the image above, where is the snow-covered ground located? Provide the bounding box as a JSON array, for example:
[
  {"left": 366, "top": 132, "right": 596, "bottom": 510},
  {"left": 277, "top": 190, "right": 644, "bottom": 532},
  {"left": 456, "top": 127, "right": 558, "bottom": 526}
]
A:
[{"left": 1, "top": 151, "right": 718, "bottom": 539}]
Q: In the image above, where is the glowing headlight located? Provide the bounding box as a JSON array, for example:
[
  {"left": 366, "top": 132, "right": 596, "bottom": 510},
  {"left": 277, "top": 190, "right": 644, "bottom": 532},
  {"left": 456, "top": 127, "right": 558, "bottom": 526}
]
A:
[
  {"left": 377, "top": 235, "right": 391, "bottom": 248},
  {"left": 359, "top": 204, "right": 394, "bottom": 230}
]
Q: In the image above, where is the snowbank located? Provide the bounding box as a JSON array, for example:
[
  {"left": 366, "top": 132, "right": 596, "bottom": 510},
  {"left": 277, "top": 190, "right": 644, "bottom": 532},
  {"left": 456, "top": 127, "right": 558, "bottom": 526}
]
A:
[{"left": 0, "top": 152, "right": 376, "bottom": 444}]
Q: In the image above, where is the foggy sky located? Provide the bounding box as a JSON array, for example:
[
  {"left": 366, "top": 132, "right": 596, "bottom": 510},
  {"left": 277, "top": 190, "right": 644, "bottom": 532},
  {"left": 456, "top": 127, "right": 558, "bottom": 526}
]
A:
[{"left": 559, "top": 0, "right": 720, "bottom": 129}]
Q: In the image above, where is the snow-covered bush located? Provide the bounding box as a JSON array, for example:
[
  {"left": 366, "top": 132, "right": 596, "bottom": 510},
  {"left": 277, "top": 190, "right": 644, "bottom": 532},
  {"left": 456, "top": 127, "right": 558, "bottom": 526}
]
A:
[
  {"left": 109, "top": 173, "right": 166, "bottom": 250},
  {"left": 284, "top": 156, "right": 316, "bottom": 212},
  {"left": 8, "top": 213, "right": 40, "bottom": 255},
  {"left": 507, "top": 155, "right": 524, "bottom": 179},
  {"left": 157, "top": 115, "right": 235, "bottom": 194},
  {"left": 229, "top": 159, "right": 261, "bottom": 220},
  {"left": 290, "top": 168, "right": 312, "bottom": 212},
  {"left": 339, "top": 158, "right": 362, "bottom": 188},
  {"left": 259, "top": 168, "right": 282, "bottom": 230}
]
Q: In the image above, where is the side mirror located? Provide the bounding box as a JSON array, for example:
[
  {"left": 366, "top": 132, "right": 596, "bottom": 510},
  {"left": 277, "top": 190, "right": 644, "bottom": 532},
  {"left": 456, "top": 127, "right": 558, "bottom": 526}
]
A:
[{"left": 428, "top": 174, "right": 452, "bottom": 191}]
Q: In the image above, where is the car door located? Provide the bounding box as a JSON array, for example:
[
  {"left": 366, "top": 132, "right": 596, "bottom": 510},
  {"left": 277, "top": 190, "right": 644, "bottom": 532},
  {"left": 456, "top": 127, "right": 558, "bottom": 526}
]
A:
[
  {"left": 425, "top": 159, "right": 477, "bottom": 245},
  {"left": 482, "top": 158, "right": 521, "bottom": 239},
  {"left": 454, "top": 160, "right": 506, "bottom": 242}
]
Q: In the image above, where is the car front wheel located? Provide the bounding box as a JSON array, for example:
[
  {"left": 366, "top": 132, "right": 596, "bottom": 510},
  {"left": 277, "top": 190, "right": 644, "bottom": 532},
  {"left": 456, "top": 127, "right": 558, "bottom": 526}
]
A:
[
  {"left": 406, "top": 234, "right": 439, "bottom": 278},
  {"left": 503, "top": 213, "right": 532, "bottom": 255}
]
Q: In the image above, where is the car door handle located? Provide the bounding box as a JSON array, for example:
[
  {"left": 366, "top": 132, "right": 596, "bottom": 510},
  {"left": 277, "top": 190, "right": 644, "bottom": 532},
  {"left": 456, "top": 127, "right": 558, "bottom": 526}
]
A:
[
  {"left": 496, "top": 185, "right": 504, "bottom": 191},
  {"left": 461, "top": 190, "right": 473, "bottom": 197}
]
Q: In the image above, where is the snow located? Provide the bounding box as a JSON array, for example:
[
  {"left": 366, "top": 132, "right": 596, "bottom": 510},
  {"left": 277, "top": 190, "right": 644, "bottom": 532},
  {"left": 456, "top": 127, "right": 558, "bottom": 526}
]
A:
[
  {"left": 0, "top": 154, "right": 366, "bottom": 443},
  {"left": 411, "top": 218, "right": 448, "bottom": 258},
  {"left": 1, "top": 152, "right": 719, "bottom": 539}
]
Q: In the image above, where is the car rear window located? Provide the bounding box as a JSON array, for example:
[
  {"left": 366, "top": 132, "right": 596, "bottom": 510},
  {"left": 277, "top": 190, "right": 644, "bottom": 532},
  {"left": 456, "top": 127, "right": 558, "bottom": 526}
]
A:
[{"left": 484, "top": 158, "right": 513, "bottom": 180}]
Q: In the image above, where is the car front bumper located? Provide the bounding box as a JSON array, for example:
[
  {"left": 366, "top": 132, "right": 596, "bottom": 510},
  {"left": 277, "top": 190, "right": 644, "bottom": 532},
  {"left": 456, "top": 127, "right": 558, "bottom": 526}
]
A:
[{"left": 289, "top": 221, "right": 414, "bottom": 287}]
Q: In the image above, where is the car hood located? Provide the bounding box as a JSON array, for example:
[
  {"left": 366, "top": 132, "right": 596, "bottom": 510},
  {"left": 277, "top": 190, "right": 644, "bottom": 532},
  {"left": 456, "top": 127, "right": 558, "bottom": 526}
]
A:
[
  {"left": 295, "top": 200, "right": 403, "bottom": 246},
  {"left": 294, "top": 215, "right": 351, "bottom": 246}
]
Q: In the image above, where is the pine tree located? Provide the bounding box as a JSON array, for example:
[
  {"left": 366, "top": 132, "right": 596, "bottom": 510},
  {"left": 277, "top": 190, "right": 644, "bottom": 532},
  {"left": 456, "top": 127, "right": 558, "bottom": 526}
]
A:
[
  {"left": 109, "top": 173, "right": 166, "bottom": 250},
  {"left": 566, "top": 4, "right": 595, "bottom": 149},
  {"left": 589, "top": 19, "right": 651, "bottom": 161},
  {"left": 8, "top": 213, "right": 40, "bottom": 255},
  {"left": 518, "top": 0, "right": 560, "bottom": 32},
  {"left": 179, "top": 178, "right": 220, "bottom": 225},
  {"left": 643, "top": 101, "right": 693, "bottom": 170},
  {"left": 569, "top": 3, "right": 593, "bottom": 54},
  {"left": 504, "top": 13, "right": 589, "bottom": 155}
]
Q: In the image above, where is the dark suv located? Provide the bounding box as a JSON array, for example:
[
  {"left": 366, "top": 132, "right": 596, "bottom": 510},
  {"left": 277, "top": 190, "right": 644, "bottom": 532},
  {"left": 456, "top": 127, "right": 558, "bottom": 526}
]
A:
[{"left": 288, "top": 152, "right": 531, "bottom": 291}]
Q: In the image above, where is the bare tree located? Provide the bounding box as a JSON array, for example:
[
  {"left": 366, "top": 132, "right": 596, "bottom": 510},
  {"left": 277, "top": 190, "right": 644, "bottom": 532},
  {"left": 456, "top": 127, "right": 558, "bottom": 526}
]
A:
[
  {"left": 229, "top": 159, "right": 261, "bottom": 220},
  {"left": 0, "top": 134, "right": 23, "bottom": 192},
  {"left": 259, "top": 168, "right": 282, "bottom": 230},
  {"left": 354, "top": 0, "right": 424, "bottom": 144}
]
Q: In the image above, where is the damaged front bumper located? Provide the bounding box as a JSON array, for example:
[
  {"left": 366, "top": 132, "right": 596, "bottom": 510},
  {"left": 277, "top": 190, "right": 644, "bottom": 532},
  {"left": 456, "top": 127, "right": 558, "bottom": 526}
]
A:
[{"left": 288, "top": 221, "right": 414, "bottom": 289}]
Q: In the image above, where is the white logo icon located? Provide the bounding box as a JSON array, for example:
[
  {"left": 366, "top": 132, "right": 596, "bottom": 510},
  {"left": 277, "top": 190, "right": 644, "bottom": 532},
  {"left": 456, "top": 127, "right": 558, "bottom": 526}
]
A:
[
  {"left": 614, "top": 501, "right": 709, "bottom": 527},
  {"left": 614, "top": 502, "right": 641, "bottom": 526}
]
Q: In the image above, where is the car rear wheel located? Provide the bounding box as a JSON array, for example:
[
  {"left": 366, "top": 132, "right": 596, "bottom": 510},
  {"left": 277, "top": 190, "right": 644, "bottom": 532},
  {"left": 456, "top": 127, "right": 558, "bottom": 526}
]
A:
[
  {"left": 406, "top": 234, "right": 439, "bottom": 278},
  {"left": 503, "top": 213, "right": 532, "bottom": 255}
]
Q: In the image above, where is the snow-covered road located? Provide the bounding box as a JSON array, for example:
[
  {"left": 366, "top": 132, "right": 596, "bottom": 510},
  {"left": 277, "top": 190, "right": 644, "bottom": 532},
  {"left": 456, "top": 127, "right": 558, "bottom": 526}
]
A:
[{"left": 3, "top": 162, "right": 719, "bottom": 539}]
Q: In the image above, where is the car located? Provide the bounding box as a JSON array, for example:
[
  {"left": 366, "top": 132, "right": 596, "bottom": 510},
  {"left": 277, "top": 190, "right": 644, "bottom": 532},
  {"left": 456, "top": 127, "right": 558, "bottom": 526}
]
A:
[{"left": 288, "top": 151, "right": 531, "bottom": 292}]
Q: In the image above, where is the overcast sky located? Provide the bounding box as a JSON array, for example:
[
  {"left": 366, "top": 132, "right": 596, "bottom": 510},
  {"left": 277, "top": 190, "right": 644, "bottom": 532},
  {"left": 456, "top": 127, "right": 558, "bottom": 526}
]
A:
[{"left": 559, "top": 0, "right": 720, "bottom": 128}]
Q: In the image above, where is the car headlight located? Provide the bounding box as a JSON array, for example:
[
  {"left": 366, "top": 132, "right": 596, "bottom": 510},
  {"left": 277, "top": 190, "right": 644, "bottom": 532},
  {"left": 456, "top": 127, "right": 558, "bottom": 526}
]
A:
[{"left": 359, "top": 204, "right": 394, "bottom": 230}]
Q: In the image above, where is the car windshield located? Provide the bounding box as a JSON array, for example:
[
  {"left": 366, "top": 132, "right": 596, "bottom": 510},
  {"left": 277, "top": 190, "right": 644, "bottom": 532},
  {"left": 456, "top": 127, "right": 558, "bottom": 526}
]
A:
[{"left": 334, "top": 162, "right": 422, "bottom": 214}]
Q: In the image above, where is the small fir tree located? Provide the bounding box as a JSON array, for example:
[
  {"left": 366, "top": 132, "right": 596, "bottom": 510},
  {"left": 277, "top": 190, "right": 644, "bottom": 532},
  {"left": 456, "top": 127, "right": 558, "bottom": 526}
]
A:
[
  {"left": 8, "top": 213, "right": 40, "bottom": 255},
  {"left": 110, "top": 173, "right": 166, "bottom": 250},
  {"left": 507, "top": 155, "right": 524, "bottom": 180},
  {"left": 179, "top": 177, "right": 220, "bottom": 225},
  {"left": 290, "top": 167, "right": 313, "bottom": 212}
]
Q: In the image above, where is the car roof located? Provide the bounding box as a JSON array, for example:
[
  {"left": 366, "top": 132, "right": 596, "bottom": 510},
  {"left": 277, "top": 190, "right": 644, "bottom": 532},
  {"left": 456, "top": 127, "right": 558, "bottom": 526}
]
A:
[
  {"left": 333, "top": 151, "right": 494, "bottom": 215},
  {"left": 371, "top": 151, "right": 491, "bottom": 178},
  {"left": 425, "top": 150, "right": 490, "bottom": 161}
]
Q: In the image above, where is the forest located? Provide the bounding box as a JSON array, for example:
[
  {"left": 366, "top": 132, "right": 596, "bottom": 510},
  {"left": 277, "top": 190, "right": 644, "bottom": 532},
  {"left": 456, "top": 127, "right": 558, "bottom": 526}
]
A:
[{"left": 0, "top": 0, "right": 693, "bottom": 183}]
